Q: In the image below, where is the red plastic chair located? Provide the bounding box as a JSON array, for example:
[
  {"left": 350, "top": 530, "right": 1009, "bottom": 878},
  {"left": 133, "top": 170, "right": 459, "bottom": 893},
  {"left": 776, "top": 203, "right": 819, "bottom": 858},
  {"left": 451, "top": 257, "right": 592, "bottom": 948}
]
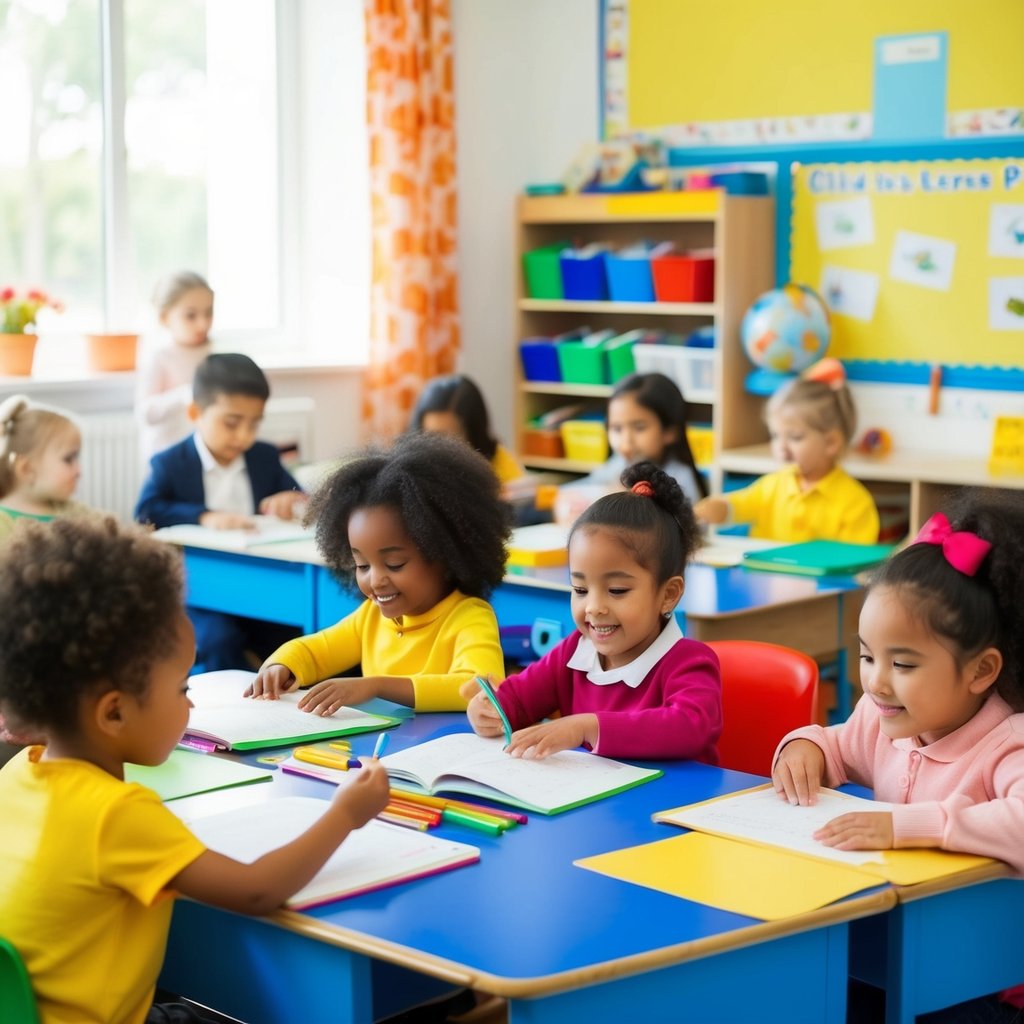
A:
[{"left": 706, "top": 640, "right": 819, "bottom": 778}]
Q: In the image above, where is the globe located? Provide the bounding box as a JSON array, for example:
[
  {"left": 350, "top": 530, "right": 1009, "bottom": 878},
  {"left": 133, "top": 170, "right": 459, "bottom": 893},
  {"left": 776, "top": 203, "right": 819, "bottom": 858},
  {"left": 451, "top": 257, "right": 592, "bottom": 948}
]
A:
[{"left": 740, "top": 283, "right": 830, "bottom": 374}]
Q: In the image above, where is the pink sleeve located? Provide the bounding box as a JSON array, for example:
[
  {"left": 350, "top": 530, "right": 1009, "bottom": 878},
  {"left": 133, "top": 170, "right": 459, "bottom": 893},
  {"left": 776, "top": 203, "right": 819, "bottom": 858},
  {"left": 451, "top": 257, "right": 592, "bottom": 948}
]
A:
[{"left": 496, "top": 635, "right": 579, "bottom": 729}]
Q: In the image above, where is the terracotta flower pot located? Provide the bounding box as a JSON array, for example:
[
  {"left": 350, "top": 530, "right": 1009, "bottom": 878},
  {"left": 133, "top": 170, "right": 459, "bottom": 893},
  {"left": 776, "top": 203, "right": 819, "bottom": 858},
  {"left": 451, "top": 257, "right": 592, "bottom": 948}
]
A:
[
  {"left": 0, "top": 333, "right": 38, "bottom": 376},
  {"left": 86, "top": 333, "right": 138, "bottom": 372}
]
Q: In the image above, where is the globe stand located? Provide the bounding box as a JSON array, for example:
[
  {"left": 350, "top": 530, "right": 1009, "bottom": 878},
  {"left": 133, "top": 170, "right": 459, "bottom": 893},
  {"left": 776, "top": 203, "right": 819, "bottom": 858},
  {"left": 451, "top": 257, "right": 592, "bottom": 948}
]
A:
[{"left": 744, "top": 367, "right": 796, "bottom": 396}]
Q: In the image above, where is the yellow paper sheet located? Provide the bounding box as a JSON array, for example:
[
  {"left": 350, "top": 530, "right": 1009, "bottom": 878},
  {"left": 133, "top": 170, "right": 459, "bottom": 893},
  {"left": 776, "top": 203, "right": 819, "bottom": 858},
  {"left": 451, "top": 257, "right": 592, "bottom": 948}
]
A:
[{"left": 575, "top": 832, "right": 881, "bottom": 921}]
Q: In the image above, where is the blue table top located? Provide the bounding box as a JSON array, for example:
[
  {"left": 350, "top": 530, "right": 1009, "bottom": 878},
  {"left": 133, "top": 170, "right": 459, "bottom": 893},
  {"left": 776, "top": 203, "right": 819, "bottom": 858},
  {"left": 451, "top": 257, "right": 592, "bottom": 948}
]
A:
[{"left": 184, "top": 710, "right": 884, "bottom": 991}]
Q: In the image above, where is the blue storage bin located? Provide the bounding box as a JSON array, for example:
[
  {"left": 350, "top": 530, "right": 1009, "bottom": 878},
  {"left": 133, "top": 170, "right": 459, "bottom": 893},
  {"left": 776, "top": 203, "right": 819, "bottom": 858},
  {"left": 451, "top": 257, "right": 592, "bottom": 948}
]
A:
[
  {"left": 709, "top": 171, "right": 769, "bottom": 195},
  {"left": 605, "top": 252, "right": 655, "bottom": 303},
  {"left": 519, "top": 337, "right": 561, "bottom": 382},
  {"left": 560, "top": 248, "right": 609, "bottom": 301}
]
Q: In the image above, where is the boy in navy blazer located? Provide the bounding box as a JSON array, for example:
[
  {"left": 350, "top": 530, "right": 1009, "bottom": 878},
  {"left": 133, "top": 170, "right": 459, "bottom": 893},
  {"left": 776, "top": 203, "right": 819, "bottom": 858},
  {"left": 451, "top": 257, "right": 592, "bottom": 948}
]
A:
[{"left": 135, "top": 353, "right": 305, "bottom": 670}]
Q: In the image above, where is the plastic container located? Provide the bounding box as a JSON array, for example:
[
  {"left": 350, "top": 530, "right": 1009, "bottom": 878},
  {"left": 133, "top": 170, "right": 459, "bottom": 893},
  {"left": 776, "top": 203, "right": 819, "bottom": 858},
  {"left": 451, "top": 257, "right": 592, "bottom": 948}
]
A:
[
  {"left": 606, "top": 333, "right": 638, "bottom": 382},
  {"left": 521, "top": 429, "right": 564, "bottom": 459},
  {"left": 685, "top": 424, "right": 714, "bottom": 467},
  {"left": 633, "top": 343, "right": 715, "bottom": 402},
  {"left": 519, "top": 337, "right": 561, "bottom": 382},
  {"left": 560, "top": 420, "right": 609, "bottom": 463},
  {"left": 522, "top": 243, "right": 567, "bottom": 299},
  {"left": 556, "top": 332, "right": 614, "bottom": 385},
  {"left": 559, "top": 247, "right": 609, "bottom": 301},
  {"left": 605, "top": 251, "right": 654, "bottom": 302},
  {"left": 709, "top": 170, "right": 769, "bottom": 195},
  {"left": 651, "top": 249, "right": 715, "bottom": 303}
]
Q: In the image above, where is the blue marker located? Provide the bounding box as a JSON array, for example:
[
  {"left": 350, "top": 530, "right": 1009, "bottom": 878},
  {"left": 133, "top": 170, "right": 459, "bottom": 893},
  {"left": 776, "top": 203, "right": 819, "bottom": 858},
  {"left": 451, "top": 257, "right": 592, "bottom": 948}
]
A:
[{"left": 373, "top": 732, "right": 390, "bottom": 759}]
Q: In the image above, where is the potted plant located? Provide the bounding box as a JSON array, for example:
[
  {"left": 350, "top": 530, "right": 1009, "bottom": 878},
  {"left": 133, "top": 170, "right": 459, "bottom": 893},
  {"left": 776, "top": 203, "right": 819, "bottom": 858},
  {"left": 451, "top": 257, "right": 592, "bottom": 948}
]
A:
[{"left": 0, "top": 287, "right": 62, "bottom": 376}]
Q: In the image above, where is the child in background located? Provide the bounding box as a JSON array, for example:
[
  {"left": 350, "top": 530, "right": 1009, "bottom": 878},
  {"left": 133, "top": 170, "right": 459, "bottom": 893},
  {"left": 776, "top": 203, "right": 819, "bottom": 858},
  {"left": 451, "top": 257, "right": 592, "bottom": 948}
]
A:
[
  {"left": 136, "top": 271, "right": 215, "bottom": 464},
  {"left": 558, "top": 372, "right": 707, "bottom": 524},
  {"left": 0, "top": 516, "right": 389, "bottom": 1024},
  {"left": 408, "top": 373, "right": 525, "bottom": 488},
  {"left": 695, "top": 358, "right": 879, "bottom": 543},
  {"left": 0, "top": 394, "right": 87, "bottom": 543},
  {"left": 247, "top": 432, "right": 510, "bottom": 713},
  {"left": 135, "top": 353, "right": 306, "bottom": 671},
  {"left": 466, "top": 461, "right": 721, "bottom": 761},
  {"left": 772, "top": 489, "right": 1024, "bottom": 1024}
]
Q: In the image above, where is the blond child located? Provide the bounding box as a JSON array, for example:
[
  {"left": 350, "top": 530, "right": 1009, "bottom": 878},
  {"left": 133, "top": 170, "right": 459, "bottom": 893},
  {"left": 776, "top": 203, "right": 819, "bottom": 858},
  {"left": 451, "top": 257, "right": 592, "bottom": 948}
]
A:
[
  {"left": 695, "top": 358, "right": 879, "bottom": 543},
  {"left": 0, "top": 394, "right": 88, "bottom": 544},
  {"left": 136, "top": 270, "right": 215, "bottom": 463},
  {"left": 0, "top": 516, "right": 390, "bottom": 1024}
]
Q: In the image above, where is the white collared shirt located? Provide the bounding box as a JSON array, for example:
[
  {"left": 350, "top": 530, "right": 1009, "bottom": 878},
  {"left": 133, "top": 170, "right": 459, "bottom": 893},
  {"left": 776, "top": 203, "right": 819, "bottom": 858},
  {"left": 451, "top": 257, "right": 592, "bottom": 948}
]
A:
[
  {"left": 193, "top": 433, "right": 253, "bottom": 515},
  {"left": 567, "top": 615, "right": 683, "bottom": 688}
]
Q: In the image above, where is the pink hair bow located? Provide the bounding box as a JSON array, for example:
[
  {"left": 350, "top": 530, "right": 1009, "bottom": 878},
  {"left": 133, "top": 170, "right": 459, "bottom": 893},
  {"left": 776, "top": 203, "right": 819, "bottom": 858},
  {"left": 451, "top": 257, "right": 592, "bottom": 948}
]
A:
[{"left": 913, "top": 512, "right": 992, "bottom": 577}]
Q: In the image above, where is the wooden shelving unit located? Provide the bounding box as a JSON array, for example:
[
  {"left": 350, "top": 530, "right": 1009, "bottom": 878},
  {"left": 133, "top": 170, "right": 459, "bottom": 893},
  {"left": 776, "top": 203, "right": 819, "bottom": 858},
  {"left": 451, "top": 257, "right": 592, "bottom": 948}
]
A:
[{"left": 514, "top": 191, "right": 776, "bottom": 491}]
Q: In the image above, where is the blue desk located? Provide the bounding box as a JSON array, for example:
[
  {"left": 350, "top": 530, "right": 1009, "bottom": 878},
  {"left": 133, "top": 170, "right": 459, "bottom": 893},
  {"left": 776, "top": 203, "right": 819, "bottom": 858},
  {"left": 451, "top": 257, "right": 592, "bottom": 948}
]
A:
[
  {"left": 160, "top": 713, "right": 893, "bottom": 1024},
  {"left": 157, "top": 531, "right": 865, "bottom": 721}
]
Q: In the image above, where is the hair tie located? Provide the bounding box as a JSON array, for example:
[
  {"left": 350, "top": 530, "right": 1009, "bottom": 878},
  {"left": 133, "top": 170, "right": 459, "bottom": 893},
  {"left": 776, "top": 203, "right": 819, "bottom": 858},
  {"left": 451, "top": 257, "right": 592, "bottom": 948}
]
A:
[
  {"left": 913, "top": 512, "right": 992, "bottom": 577},
  {"left": 631, "top": 480, "right": 655, "bottom": 498},
  {"left": 802, "top": 357, "right": 846, "bottom": 391}
]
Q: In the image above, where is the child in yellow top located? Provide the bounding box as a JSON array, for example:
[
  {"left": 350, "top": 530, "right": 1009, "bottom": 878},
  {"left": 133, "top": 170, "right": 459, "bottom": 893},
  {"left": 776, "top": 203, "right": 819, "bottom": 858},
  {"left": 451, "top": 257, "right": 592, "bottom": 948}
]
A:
[
  {"left": 248, "top": 432, "right": 510, "bottom": 713},
  {"left": 695, "top": 358, "right": 879, "bottom": 543},
  {"left": 0, "top": 516, "right": 389, "bottom": 1024},
  {"left": 408, "top": 373, "right": 525, "bottom": 487},
  {"left": 0, "top": 394, "right": 90, "bottom": 544}
]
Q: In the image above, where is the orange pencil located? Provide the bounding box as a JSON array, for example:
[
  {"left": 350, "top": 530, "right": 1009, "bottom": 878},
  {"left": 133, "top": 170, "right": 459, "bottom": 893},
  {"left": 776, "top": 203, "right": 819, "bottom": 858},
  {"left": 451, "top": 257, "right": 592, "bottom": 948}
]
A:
[{"left": 928, "top": 364, "right": 942, "bottom": 416}]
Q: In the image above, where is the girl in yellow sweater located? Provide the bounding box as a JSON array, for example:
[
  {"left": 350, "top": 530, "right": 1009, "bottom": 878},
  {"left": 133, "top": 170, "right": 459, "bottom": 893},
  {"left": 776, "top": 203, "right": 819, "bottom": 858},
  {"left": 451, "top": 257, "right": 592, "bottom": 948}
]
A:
[{"left": 247, "top": 432, "right": 511, "bottom": 712}]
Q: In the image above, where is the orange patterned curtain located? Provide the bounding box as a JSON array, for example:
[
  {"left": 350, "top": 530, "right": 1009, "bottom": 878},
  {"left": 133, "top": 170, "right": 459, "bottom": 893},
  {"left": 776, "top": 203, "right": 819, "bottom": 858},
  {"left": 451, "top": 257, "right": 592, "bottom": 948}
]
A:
[{"left": 362, "top": 0, "right": 459, "bottom": 442}]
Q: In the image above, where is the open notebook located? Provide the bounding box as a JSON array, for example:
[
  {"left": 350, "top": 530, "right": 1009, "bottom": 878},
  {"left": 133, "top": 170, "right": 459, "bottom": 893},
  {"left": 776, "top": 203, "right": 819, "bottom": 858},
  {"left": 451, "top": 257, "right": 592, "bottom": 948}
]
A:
[
  {"left": 183, "top": 670, "right": 400, "bottom": 751},
  {"left": 181, "top": 796, "right": 480, "bottom": 909},
  {"left": 381, "top": 732, "right": 662, "bottom": 815},
  {"left": 155, "top": 517, "right": 313, "bottom": 550}
]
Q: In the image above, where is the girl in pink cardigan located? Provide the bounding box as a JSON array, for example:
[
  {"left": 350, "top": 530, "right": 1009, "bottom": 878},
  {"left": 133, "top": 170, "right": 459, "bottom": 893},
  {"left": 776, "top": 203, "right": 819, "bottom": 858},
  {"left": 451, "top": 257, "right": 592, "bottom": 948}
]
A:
[
  {"left": 466, "top": 461, "right": 722, "bottom": 762},
  {"left": 773, "top": 488, "right": 1024, "bottom": 1024}
]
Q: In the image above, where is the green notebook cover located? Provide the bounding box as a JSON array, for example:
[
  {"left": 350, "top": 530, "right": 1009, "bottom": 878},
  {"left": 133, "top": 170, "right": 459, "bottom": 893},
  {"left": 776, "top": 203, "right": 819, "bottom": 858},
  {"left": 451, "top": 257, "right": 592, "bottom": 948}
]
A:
[
  {"left": 741, "top": 540, "right": 895, "bottom": 577},
  {"left": 126, "top": 749, "right": 273, "bottom": 802}
]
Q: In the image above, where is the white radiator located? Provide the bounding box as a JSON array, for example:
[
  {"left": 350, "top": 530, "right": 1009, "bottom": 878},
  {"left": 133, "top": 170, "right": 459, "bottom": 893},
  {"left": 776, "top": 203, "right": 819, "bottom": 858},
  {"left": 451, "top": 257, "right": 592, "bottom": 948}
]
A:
[
  {"left": 76, "top": 397, "right": 317, "bottom": 523},
  {"left": 77, "top": 413, "right": 141, "bottom": 522}
]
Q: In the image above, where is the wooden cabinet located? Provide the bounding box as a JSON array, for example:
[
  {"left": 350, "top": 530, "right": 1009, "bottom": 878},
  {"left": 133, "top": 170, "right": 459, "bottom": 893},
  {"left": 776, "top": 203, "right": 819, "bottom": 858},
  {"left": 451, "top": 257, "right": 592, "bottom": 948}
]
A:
[{"left": 514, "top": 191, "right": 775, "bottom": 491}]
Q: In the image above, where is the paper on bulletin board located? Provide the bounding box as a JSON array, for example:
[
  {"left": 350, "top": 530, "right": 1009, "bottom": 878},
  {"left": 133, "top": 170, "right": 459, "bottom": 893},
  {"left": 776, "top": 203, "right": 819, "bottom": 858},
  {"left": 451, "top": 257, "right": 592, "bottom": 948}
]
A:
[{"left": 791, "top": 158, "right": 1024, "bottom": 367}]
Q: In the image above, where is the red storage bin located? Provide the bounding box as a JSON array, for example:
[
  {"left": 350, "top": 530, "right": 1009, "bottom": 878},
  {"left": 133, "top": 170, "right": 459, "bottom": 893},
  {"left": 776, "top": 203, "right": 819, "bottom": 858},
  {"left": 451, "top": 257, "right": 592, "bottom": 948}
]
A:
[{"left": 651, "top": 249, "right": 715, "bottom": 303}]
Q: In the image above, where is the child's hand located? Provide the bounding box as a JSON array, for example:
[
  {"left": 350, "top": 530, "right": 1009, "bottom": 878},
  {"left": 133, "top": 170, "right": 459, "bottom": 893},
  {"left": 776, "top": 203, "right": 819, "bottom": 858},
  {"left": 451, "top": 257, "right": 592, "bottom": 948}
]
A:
[
  {"left": 814, "top": 811, "right": 894, "bottom": 851},
  {"left": 772, "top": 739, "right": 826, "bottom": 806},
  {"left": 505, "top": 714, "right": 598, "bottom": 760},
  {"left": 297, "top": 677, "right": 378, "bottom": 716},
  {"left": 693, "top": 497, "right": 729, "bottom": 525},
  {"left": 245, "top": 663, "right": 297, "bottom": 699},
  {"left": 259, "top": 490, "right": 307, "bottom": 521},
  {"left": 463, "top": 678, "right": 504, "bottom": 738},
  {"left": 200, "top": 510, "right": 255, "bottom": 530},
  {"left": 332, "top": 760, "right": 390, "bottom": 828}
]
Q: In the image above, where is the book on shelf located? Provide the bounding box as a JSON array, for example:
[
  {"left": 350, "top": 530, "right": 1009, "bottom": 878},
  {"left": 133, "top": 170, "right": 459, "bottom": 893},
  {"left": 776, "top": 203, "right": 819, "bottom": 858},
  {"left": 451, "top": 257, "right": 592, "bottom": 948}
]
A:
[
  {"left": 740, "top": 539, "right": 895, "bottom": 577},
  {"left": 506, "top": 523, "right": 569, "bottom": 567},
  {"left": 181, "top": 796, "right": 480, "bottom": 909},
  {"left": 182, "top": 670, "right": 400, "bottom": 752},
  {"left": 380, "top": 732, "right": 662, "bottom": 815}
]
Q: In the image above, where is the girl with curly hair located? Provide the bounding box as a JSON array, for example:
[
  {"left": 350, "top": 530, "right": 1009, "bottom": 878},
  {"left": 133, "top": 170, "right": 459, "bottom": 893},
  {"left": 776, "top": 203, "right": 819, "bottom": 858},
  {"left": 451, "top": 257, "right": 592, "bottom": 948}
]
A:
[{"left": 247, "top": 432, "right": 512, "bottom": 713}]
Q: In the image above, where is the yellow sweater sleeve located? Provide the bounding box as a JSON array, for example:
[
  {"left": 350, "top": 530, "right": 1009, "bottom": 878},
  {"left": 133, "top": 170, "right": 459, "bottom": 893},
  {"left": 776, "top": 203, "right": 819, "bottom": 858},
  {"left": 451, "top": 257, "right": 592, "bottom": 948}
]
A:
[
  {"left": 264, "top": 602, "right": 368, "bottom": 686},
  {"left": 491, "top": 444, "right": 525, "bottom": 485}
]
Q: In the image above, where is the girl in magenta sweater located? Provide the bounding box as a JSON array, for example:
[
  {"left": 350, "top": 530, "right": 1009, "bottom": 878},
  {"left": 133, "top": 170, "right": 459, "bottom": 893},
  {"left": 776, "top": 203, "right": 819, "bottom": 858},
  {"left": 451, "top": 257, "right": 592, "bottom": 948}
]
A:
[
  {"left": 773, "top": 488, "right": 1024, "bottom": 1024},
  {"left": 466, "top": 461, "right": 722, "bottom": 762}
]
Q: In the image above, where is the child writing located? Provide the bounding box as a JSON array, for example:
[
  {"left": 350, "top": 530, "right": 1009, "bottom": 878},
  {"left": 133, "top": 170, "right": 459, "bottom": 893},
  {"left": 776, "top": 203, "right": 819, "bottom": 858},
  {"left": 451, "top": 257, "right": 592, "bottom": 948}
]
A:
[
  {"left": 0, "top": 516, "right": 389, "bottom": 1024},
  {"left": 136, "top": 270, "right": 215, "bottom": 464},
  {"left": 466, "top": 461, "right": 722, "bottom": 761},
  {"left": 247, "top": 431, "right": 510, "bottom": 713},
  {"left": 695, "top": 358, "right": 879, "bottom": 543},
  {"left": 557, "top": 372, "right": 707, "bottom": 525},
  {"left": 772, "top": 489, "right": 1024, "bottom": 1024},
  {"left": 0, "top": 394, "right": 88, "bottom": 544},
  {"left": 409, "top": 373, "right": 525, "bottom": 488},
  {"left": 135, "top": 352, "right": 306, "bottom": 671}
]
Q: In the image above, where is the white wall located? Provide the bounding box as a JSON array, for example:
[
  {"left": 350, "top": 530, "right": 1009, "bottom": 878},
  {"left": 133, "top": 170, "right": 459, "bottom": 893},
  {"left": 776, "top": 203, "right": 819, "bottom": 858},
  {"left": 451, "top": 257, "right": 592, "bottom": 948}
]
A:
[{"left": 452, "top": 0, "right": 599, "bottom": 445}]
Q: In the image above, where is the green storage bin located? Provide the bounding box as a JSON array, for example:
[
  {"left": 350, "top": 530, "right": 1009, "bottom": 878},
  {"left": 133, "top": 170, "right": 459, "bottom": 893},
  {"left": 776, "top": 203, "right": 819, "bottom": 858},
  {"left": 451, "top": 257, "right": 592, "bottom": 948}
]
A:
[
  {"left": 522, "top": 243, "right": 568, "bottom": 300},
  {"left": 606, "top": 330, "right": 642, "bottom": 382},
  {"left": 557, "top": 338, "right": 610, "bottom": 385}
]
